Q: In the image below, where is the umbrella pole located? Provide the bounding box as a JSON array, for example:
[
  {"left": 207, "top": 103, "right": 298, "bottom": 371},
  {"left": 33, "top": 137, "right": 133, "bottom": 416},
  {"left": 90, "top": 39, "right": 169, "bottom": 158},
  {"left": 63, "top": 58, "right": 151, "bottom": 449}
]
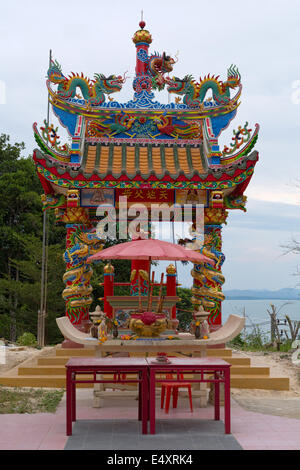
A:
[
  {"left": 147, "top": 257, "right": 151, "bottom": 310},
  {"left": 138, "top": 273, "right": 143, "bottom": 313},
  {"left": 147, "top": 270, "right": 155, "bottom": 312}
]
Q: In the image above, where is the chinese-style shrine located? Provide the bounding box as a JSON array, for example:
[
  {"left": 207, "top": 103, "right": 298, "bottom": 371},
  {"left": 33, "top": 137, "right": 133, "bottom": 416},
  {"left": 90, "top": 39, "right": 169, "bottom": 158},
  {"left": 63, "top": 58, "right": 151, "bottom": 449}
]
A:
[{"left": 33, "top": 20, "right": 259, "bottom": 339}]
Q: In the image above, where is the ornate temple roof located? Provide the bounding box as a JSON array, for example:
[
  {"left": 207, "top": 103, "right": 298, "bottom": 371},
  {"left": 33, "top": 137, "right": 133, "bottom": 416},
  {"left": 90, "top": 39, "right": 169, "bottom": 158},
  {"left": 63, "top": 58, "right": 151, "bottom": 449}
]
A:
[
  {"left": 33, "top": 20, "right": 259, "bottom": 195},
  {"left": 34, "top": 144, "right": 258, "bottom": 191}
]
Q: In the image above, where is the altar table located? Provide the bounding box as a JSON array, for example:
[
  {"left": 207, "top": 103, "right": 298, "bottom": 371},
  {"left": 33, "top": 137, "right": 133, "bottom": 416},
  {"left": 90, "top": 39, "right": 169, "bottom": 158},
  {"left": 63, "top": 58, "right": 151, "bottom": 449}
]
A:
[
  {"left": 65, "top": 356, "right": 231, "bottom": 436},
  {"left": 146, "top": 357, "right": 231, "bottom": 434},
  {"left": 65, "top": 357, "right": 149, "bottom": 436}
]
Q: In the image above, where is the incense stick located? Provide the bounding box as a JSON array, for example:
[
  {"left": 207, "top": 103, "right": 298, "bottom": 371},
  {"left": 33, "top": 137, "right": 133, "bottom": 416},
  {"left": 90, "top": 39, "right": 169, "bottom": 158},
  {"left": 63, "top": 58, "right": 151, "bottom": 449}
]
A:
[
  {"left": 157, "top": 294, "right": 165, "bottom": 314},
  {"left": 138, "top": 273, "right": 142, "bottom": 312},
  {"left": 147, "top": 271, "right": 155, "bottom": 312}
]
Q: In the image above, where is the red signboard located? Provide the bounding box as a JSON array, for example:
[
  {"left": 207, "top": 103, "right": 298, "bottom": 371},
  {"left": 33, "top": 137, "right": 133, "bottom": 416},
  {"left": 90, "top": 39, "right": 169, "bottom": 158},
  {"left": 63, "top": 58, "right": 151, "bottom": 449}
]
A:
[{"left": 116, "top": 189, "right": 174, "bottom": 207}]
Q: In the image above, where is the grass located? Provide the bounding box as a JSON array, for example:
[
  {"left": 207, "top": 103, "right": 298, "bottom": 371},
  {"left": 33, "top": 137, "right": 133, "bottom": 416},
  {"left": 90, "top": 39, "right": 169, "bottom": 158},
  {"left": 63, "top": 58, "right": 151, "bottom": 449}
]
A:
[
  {"left": 228, "top": 331, "right": 294, "bottom": 353},
  {"left": 0, "top": 387, "right": 64, "bottom": 414}
]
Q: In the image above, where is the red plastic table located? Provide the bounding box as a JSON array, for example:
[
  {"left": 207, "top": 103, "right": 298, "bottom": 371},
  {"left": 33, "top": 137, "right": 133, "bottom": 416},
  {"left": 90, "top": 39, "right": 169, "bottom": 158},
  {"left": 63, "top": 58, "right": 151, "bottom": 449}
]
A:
[
  {"left": 147, "top": 357, "right": 231, "bottom": 434},
  {"left": 65, "top": 357, "right": 149, "bottom": 436}
]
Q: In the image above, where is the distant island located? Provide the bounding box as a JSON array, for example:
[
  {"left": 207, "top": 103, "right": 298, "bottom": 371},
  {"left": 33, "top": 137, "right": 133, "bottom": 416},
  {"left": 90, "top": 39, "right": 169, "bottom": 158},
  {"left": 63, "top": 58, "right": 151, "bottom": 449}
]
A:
[{"left": 223, "top": 288, "right": 300, "bottom": 300}]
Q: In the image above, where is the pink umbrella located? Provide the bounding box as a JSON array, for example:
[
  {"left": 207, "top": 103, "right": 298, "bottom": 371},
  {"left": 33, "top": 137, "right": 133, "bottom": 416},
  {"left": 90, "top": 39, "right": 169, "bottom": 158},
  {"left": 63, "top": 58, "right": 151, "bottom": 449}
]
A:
[
  {"left": 88, "top": 238, "right": 214, "bottom": 316},
  {"left": 87, "top": 238, "right": 214, "bottom": 265}
]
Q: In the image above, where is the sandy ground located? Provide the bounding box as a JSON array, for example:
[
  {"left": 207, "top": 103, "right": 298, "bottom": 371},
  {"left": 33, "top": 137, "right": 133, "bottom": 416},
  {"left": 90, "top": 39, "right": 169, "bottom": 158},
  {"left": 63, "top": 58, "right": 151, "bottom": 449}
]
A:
[
  {"left": 230, "top": 349, "right": 300, "bottom": 419},
  {"left": 1, "top": 345, "right": 300, "bottom": 418},
  {"left": 0, "top": 346, "right": 55, "bottom": 375},
  {"left": 231, "top": 348, "right": 300, "bottom": 397},
  {"left": 1, "top": 345, "right": 300, "bottom": 394}
]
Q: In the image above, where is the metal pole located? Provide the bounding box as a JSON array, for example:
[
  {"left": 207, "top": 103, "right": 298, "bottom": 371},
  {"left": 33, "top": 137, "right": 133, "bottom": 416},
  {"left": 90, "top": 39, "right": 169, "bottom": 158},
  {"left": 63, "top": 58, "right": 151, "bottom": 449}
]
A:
[
  {"left": 42, "top": 209, "right": 49, "bottom": 344},
  {"left": 38, "top": 209, "right": 47, "bottom": 347},
  {"left": 38, "top": 49, "right": 52, "bottom": 348}
]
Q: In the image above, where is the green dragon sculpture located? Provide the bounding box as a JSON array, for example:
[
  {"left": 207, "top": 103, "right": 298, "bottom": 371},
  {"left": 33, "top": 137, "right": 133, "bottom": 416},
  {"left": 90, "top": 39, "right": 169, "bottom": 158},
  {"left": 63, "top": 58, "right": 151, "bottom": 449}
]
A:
[
  {"left": 166, "top": 65, "right": 241, "bottom": 108},
  {"left": 62, "top": 227, "right": 104, "bottom": 324},
  {"left": 224, "top": 194, "right": 247, "bottom": 212},
  {"left": 186, "top": 226, "right": 225, "bottom": 324},
  {"left": 47, "top": 59, "right": 125, "bottom": 106},
  {"left": 41, "top": 193, "right": 66, "bottom": 212}
]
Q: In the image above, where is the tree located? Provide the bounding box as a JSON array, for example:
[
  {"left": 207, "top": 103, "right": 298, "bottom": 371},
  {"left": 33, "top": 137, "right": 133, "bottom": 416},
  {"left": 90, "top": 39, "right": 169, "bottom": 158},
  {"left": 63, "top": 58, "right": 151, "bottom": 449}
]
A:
[
  {"left": 267, "top": 303, "right": 300, "bottom": 348},
  {"left": 176, "top": 287, "right": 193, "bottom": 331},
  {"left": 281, "top": 238, "right": 300, "bottom": 279},
  {"left": 0, "top": 135, "right": 43, "bottom": 340},
  {"left": 0, "top": 134, "right": 65, "bottom": 343}
]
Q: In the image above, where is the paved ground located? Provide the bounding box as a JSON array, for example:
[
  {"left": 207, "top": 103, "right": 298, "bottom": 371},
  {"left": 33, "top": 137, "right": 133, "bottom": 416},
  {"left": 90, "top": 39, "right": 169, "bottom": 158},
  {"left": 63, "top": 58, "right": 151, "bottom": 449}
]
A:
[
  {"left": 65, "top": 419, "right": 242, "bottom": 450},
  {"left": 1, "top": 389, "right": 300, "bottom": 450}
]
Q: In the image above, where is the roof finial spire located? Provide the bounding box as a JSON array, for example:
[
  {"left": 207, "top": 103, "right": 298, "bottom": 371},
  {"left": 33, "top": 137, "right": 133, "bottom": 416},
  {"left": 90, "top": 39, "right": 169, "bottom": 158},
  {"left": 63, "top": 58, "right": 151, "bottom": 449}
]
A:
[{"left": 139, "top": 10, "right": 146, "bottom": 30}]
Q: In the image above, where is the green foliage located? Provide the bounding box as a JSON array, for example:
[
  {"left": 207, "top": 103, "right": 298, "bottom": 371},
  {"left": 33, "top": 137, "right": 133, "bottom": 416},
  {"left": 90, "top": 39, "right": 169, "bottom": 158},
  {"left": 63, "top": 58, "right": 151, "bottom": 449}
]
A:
[
  {"left": 16, "top": 332, "right": 37, "bottom": 347},
  {"left": 0, "top": 135, "right": 142, "bottom": 344},
  {"left": 0, "top": 134, "right": 65, "bottom": 344},
  {"left": 243, "top": 326, "right": 268, "bottom": 350},
  {"left": 228, "top": 328, "right": 294, "bottom": 352},
  {"left": 228, "top": 326, "right": 269, "bottom": 351},
  {"left": 228, "top": 332, "right": 245, "bottom": 348},
  {"left": 176, "top": 287, "right": 193, "bottom": 331}
]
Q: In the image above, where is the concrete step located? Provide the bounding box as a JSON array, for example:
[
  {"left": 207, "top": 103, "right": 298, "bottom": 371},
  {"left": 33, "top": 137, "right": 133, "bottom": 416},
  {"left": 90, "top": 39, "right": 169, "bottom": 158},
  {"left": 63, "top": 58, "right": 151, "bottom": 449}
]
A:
[
  {"left": 54, "top": 347, "right": 233, "bottom": 358},
  {"left": 0, "top": 345, "right": 289, "bottom": 390},
  {"left": 206, "top": 349, "right": 232, "bottom": 357},
  {"left": 55, "top": 348, "right": 95, "bottom": 357},
  {"left": 231, "top": 375, "right": 290, "bottom": 391},
  {"left": 18, "top": 364, "right": 269, "bottom": 376},
  {"left": 0, "top": 375, "right": 88, "bottom": 388},
  {"left": 38, "top": 356, "right": 251, "bottom": 366},
  {"left": 0, "top": 374, "right": 289, "bottom": 390}
]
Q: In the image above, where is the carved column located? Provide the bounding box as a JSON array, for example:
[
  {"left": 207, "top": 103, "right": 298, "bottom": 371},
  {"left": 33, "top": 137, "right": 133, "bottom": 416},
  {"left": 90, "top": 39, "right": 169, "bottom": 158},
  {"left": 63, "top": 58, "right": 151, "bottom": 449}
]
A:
[
  {"left": 191, "top": 208, "right": 228, "bottom": 331},
  {"left": 57, "top": 191, "right": 104, "bottom": 347},
  {"left": 103, "top": 263, "right": 114, "bottom": 318}
]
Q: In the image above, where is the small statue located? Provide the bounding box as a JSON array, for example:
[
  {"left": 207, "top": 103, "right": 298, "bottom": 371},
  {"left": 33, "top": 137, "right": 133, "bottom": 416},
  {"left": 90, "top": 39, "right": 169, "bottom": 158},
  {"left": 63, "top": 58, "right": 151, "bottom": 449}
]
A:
[
  {"left": 200, "top": 319, "right": 210, "bottom": 339},
  {"left": 90, "top": 305, "right": 104, "bottom": 323},
  {"left": 191, "top": 304, "right": 210, "bottom": 339},
  {"left": 89, "top": 305, "right": 105, "bottom": 338},
  {"left": 194, "top": 322, "right": 201, "bottom": 339},
  {"left": 98, "top": 312, "right": 108, "bottom": 343},
  {"left": 112, "top": 320, "right": 119, "bottom": 338}
]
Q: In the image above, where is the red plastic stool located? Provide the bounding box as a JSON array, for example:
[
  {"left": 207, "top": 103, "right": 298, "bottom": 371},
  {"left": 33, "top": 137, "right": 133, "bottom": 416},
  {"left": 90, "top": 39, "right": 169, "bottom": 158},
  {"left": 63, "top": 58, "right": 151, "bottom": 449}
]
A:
[
  {"left": 112, "top": 373, "right": 127, "bottom": 390},
  {"left": 160, "top": 374, "right": 193, "bottom": 413}
]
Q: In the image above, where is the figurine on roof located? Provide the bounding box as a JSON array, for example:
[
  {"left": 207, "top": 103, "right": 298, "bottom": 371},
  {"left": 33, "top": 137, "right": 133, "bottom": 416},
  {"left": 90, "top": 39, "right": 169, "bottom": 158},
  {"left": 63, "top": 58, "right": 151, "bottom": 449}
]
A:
[
  {"left": 47, "top": 59, "right": 126, "bottom": 106},
  {"left": 132, "top": 20, "right": 176, "bottom": 93}
]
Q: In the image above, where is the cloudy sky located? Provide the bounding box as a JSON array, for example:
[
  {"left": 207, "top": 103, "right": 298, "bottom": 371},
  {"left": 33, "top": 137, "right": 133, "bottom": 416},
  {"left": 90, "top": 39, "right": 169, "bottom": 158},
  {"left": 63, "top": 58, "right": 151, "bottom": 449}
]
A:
[{"left": 1, "top": 0, "right": 300, "bottom": 290}]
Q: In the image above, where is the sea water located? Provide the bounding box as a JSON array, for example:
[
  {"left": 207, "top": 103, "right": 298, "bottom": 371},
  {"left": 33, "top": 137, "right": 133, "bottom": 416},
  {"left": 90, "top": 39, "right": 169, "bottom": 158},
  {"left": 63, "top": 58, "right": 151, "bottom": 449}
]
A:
[{"left": 222, "top": 299, "right": 300, "bottom": 340}]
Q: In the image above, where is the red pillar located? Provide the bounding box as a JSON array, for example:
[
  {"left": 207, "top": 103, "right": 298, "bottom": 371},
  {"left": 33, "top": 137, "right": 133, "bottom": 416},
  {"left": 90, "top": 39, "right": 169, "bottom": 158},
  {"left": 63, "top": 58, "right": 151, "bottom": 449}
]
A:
[
  {"left": 133, "top": 21, "right": 152, "bottom": 76},
  {"left": 166, "top": 264, "right": 177, "bottom": 319},
  {"left": 103, "top": 263, "right": 114, "bottom": 318}
]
